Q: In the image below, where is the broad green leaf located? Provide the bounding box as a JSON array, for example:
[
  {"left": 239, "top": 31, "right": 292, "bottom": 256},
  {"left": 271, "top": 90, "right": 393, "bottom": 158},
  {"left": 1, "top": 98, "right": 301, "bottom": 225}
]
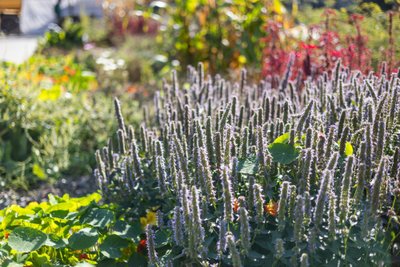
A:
[
  {"left": 100, "top": 235, "right": 130, "bottom": 259},
  {"left": 345, "top": 142, "right": 353, "bottom": 156},
  {"left": 80, "top": 208, "right": 114, "bottom": 229},
  {"left": 268, "top": 143, "right": 299, "bottom": 164},
  {"left": 272, "top": 132, "right": 289, "bottom": 144},
  {"left": 8, "top": 227, "right": 47, "bottom": 253},
  {"left": 68, "top": 228, "right": 99, "bottom": 250},
  {"left": 237, "top": 156, "right": 258, "bottom": 175},
  {"left": 155, "top": 230, "right": 170, "bottom": 248},
  {"left": 45, "top": 234, "right": 67, "bottom": 249},
  {"left": 112, "top": 220, "right": 141, "bottom": 242}
]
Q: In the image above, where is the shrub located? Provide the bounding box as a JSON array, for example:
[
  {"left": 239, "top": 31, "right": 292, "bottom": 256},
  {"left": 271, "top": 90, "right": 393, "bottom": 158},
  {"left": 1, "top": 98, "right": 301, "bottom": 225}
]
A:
[
  {"left": 0, "top": 193, "right": 148, "bottom": 266},
  {"left": 96, "top": 62, "right": 400, "bottom": 265}
]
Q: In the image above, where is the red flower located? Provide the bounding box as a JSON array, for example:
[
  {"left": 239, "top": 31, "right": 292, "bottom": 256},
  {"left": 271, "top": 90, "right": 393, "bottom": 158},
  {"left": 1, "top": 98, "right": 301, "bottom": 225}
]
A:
[
  {"left": 79, "top": 253, "right": 89, "bottom": 260},
  {"left": 137, "top": 239, "right": 147, "bottom": 254},
  {"left": 330, "top": 50, "right": 342, "bottom": 58},
  {"left": 4, "top": 232, "right": 9, "bottom": 239}
]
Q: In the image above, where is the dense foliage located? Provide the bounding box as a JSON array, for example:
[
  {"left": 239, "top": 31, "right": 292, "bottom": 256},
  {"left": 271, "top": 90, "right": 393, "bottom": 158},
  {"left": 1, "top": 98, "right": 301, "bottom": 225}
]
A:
[
  {"left": 96, "top": 63, "right": 400, "bottom": 266},
  {"left": 0, "top": 193, "right": 152, "bottom": 266}
]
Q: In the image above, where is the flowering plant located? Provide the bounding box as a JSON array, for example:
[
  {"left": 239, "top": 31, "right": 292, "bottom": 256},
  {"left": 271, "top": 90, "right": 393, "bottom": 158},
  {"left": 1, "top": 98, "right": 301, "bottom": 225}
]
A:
[{"left": 96, "top": 63, "right": 400, "bottom": 265}]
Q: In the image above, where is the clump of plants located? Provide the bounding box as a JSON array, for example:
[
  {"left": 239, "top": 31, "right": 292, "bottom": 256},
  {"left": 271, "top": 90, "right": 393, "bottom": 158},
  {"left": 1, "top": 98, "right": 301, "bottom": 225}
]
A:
[
  {"left": 0, "top": 57, "right": 141, "bottom": 188},
  {"left": 0, "top": 193, "right": 149, "bottom": 266},
  {"left": 96, "top": 62, "right": 400, "bottom": 265},
  {"left": 264, "top": 7, "right": 400, "bottom": 80}
]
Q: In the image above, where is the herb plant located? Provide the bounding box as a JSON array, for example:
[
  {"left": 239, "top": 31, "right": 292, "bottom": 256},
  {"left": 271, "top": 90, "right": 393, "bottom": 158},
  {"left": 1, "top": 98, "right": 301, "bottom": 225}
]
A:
[{"left": 97, "top": 62, "right": 400, "bottom": 266}]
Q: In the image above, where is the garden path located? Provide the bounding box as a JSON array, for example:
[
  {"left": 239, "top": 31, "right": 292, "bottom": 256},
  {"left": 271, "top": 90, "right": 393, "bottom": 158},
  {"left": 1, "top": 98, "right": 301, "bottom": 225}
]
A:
[{"left": 0, "top": 36, "right": 38, "bottom": 64}]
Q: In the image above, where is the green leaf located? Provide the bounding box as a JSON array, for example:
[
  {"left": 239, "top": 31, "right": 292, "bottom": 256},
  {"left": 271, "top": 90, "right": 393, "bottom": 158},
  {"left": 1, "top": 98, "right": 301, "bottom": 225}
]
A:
[
  {"left": 80, "top": 208, "right": 114, "bottom": 229},
  {"left": 100, "top": 235, "right": 130, "bottom": 259},
  {"left": 268, "top": 143, "right": 299, "bottom": 164},
  {"left": 45, "top": 234, "right": 67, "bottom": 249},
  {"left": 32, "top": 164, "right": 47, "bottom": 180},
  {"left": 8, "top": 227, "right": 47, "bottom": 253},
  {"left": 68, "top": 228, "right": 99, "bottom": 250},
  {"left": 30, "top": 251, "right": 51, "bottom": 266},
  {"left": 272, "top": 132, "right": 290, "bottom": 144},
  {"left": 155, "top": 230, "right": 170, "bottom": 248},
  {"left": 345, "top": 142, "right": 353, "bottom": 156},
  {"left": 237, "top": 156, "right": 258, "bottom": 175},
  {"left": 112, "top": 220, "right": 141, "bottom": 242},
  {"left": 128, "top": 253, "right": 147, "bottom": 267}
]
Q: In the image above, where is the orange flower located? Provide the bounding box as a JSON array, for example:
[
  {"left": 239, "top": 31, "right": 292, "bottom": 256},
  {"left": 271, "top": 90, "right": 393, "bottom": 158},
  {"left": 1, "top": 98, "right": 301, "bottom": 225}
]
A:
[
  {"left": 233, "top": 198, "right": 239, "bottom": 213},
  {"left": 264, "top": 201, "right": 278, "bottom": 217},
  {"left": 4, "top": 231, "right": 9, "bottom": 239}
]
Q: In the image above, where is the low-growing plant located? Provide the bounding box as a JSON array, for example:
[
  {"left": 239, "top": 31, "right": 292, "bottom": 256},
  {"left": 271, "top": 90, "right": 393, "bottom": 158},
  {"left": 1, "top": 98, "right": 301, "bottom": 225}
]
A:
[
  {"left": 96, "top": 62, "right": 400, "bottom": 265},
  {"left": 0, "top": 193, "right": 150, "bottom": 266}
]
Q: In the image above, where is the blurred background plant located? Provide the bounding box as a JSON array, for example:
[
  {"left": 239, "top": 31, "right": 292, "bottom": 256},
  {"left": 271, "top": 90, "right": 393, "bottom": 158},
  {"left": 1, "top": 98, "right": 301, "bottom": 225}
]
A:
[{"left": 0, "top": 57, "right": 142, "bottom": 189}]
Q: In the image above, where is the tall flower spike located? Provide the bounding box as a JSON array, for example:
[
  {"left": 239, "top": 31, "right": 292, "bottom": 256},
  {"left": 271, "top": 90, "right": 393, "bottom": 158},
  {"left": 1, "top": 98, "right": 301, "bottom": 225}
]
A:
[
  {"left": 293, "top": 195, "right": 304, "bottom": 245},
  {"left": 224, "top": 126, "right": 232, "bottom": 166},
  {"left": 145, "top": 225, "right": 158, "bottom": 267},
  {"left": 239, "top": 207, "right": 251, "bottom": 254},
  {"left": 215, "top": 132, "right": 222, "bottom": 169},
  {"left": 218, "top": 219, "right": 227, "bottom": 255},
  {"left": 370, "top": 158, "right": 386, "bottom": 217},
  {"left": 325, "top": 126, "right": 335, "bottom": 160},
  {"left": 296, "top": 100, "right": 314, "bottom": 139},
  {"left": 314, "top": 170, "right": 332, "bottom": 229},
  {"left": 328, "top": 189, "right": 337, "bottom": 240},
  {"left": 339, "top": 156, "right": 354, "bottom": 223},
  {"left": 339, "top": 126, "right": 349, "bottom": 157},
  {"left": 180, "top": 184, "right": 191, "bottom": 233},
  {"left": 226, "top": 233, "right": 242, "bottom": 267},
  {"left": 191, "top": 186, "right": 205, "bottom": 250},
  {"left": 374, "top": 121, "right": 386, "bottom": 164},
  {"left": 156, "top": 156, "right": 167, "bottom": 193},
  {"left": 114, "top": 97, "right": 126, "bottom": 133},
  {"left": 241, "top": 127, "right": 249, "bottom": 159},
  {"left": 253, "top": 183, "right": 265, "bottom": 224},
  {"left": 173, "top": 134, "right": 190, "bottom": 182},
  {"left": 199, "top": 147, "right": 216, "bottom": 204},
  {"left": 277, "top": 181, "right": 290, "bottom": 230},
  {"left": 206, "top": 117, "right": 215, "bottom": 165},
  {"left": 326, "top": 152, "right": 339, "bottom": 171},
  {"left": 288, "top": 185, "right": 297, "bottom": 219},
  {"left": 117, "top": 129, "right": 126, "bottom": 155},
  {"left": 222, "top": 166, "right": 234, "bottom": 222},
  {"left": 172, "top": 206, "right": 184, "bottom": 246}
]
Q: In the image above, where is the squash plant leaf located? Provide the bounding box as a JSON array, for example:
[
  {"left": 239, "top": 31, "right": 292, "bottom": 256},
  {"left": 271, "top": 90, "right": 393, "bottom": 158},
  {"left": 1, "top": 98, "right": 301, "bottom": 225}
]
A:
[
  {"left": 268, "top": 143, "right": 299, "bottom": 164},
  {"left": 272, "top": 132, "right": 290, "bottom": 144},
  {"left": 237, "top": 156, "right": 258, "bottom": 175},
  {"left": 100, "top": 235, "right": 130, "bottom": 259},
  {"left": 68, "top": 228, "right": 99, "bottom": 250},
  {"left": 80, "top": 208, "right": 114, "bottom": 229},
  {"left": 8, "top": 227, "right": 47, "bottom": 253}
]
